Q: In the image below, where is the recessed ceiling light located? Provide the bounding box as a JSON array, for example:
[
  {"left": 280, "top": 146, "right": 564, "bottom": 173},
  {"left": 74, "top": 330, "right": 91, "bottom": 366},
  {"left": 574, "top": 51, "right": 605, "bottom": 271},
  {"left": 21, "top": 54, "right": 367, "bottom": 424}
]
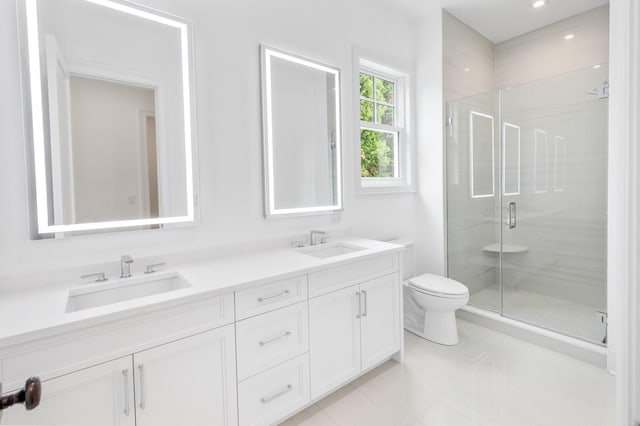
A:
[
  {"left": 532, "top": 0, "right": 547, "bottom": 8},
  {"left": 593, "top": 64, "right": 601, "bottom": 69},
  {"left": 564, "top": 34, "right": 574, "bottom": 40},
  {"left": 464, "top": 68, "right": 470, "bottom": 72}
]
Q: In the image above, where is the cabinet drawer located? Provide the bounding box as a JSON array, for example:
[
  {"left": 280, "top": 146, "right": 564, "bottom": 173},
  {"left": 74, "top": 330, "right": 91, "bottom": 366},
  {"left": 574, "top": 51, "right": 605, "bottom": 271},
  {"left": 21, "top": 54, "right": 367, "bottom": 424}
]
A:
[
  {"left": 308, "top": 253, "right": 398, "bottom": 298},
  {"left": 235, "top": 274, "right": 308, "bottom": 320},
  {"left": 236, "top": 302, "right": 309, "bottom": 381},
  {"left": 238, "top": 353, "right": 310, "bottom": 426}
]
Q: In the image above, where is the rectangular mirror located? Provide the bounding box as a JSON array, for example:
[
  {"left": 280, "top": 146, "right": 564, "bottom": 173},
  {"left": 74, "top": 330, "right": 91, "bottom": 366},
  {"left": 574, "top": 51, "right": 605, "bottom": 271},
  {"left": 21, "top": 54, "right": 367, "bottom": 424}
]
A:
[
  {"left": 260, "top": 45, "right": 343, "bottom": 218},
  {"left": 18, "top": 0, "right": 195, "bottom": 236}
]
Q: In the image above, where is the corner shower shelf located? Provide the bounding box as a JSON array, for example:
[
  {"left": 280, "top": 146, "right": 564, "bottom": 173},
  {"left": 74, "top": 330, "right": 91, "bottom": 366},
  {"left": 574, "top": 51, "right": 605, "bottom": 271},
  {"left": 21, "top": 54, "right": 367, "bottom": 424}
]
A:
[{"left": 482, "top": 243, "right": 529, "bottom": 253}]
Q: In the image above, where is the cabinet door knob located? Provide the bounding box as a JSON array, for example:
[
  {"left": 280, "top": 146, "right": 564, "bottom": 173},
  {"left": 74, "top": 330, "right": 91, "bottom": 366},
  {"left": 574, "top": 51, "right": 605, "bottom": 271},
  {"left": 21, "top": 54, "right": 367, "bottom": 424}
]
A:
[{"left": 0, "top": 377, "right": 41, "bottom": 413}]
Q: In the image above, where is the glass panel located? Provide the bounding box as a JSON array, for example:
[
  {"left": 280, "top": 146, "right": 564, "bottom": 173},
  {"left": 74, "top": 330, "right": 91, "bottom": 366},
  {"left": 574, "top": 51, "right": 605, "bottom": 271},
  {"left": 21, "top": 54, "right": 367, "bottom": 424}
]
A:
[
  {"left": 376, "top": 104, "right": 394, "bottom": 125},
  {"left": 359, "top": 73, "right": 373, "bottom": 99},
  {"left": 501, "top": 65, "right": 608, "bottom": 345},
  {"left": 446, "top": 91, "right": 501, "bottom": 313},
  {"left": 375, "top": 78, "right": 394, "bottom": 104},
  {"left": 360, "top": 129, "right": 397, "bottom": 178},
  {"left": 360, "top": 100, "right": 374, "bottom": 122}
]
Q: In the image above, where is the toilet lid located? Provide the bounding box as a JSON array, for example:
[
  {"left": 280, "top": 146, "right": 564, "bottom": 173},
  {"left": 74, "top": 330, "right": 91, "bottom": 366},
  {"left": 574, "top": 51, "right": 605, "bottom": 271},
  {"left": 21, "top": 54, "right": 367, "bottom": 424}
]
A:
[{"left": 408, "top": 274, "right": 468, "bottom": 297}]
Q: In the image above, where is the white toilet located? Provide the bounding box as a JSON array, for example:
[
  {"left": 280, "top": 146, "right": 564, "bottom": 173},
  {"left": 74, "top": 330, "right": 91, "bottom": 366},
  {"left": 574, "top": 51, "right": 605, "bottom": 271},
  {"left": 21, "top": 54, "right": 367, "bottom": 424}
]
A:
[{"left": 390, "top": 239, "right": 469, "bottom": 346}]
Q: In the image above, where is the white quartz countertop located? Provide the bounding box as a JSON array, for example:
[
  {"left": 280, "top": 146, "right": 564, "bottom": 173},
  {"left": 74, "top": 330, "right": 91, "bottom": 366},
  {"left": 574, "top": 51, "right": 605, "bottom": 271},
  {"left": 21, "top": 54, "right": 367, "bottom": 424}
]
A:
[{"left": 0, "top": 238, "right": 402, "bottom": 348}]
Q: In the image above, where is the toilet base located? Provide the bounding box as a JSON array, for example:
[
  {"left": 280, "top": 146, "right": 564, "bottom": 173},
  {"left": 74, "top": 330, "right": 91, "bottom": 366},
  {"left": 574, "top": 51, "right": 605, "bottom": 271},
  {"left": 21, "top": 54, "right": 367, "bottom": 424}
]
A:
[{"left": 420, "top": 311, "right": 460, "bottom": 345}]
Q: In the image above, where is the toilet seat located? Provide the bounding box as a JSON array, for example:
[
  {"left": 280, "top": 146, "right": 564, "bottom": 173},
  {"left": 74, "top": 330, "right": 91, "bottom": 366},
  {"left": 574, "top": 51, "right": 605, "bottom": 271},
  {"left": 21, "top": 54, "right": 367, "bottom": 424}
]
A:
[{"left": 408, "top": 274, "right": 468, "bottom": 299}]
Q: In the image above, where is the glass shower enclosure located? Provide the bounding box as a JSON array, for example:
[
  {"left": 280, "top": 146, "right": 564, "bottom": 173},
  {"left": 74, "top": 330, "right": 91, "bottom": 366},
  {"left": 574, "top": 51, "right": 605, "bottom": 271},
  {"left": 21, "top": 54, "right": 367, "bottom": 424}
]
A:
[{"left": 446, "top": 65, "right": 609, "bottom": 345}]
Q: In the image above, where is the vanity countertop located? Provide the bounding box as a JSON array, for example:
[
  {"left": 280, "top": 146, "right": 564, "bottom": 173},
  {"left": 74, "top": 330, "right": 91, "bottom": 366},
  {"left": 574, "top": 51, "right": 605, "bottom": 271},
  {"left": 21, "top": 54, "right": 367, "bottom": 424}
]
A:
[{"left": 0, "top": 238, "right": 402, "bottom": 348}]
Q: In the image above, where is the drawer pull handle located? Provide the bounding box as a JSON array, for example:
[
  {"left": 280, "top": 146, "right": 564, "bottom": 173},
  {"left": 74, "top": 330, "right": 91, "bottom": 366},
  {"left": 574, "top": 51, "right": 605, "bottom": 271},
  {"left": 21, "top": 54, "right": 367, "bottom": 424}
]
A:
[
  {"left": 259, "top": 331, "right": 292, "bottom": 347},
  {"left": 122, "top": 370, "right": 130, "bottom": 417},
  {"left": 362, "top": 290, "right": 368, "bottom": 317},
  {"left": 258, "top": 290, "right": 290, "bottom": 303},
  {"left": 260, "top": 384, "right": 293, "bottom": 404},
  {"left": 138, "top": 364, "right": 146, "bottom": 410}
]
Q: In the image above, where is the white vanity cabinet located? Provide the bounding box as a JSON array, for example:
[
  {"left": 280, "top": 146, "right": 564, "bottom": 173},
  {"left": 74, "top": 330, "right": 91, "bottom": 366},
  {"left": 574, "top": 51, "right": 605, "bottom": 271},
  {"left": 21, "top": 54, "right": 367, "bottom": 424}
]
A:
[
  {"left": 0, "top": 241, "right": 403, "bottom": 426},
  {"left": 1, "top": 356, "right": 136, "bottom": 426},
  {"left": 308, "top": 254, "right": 401, "bottom": 400}
]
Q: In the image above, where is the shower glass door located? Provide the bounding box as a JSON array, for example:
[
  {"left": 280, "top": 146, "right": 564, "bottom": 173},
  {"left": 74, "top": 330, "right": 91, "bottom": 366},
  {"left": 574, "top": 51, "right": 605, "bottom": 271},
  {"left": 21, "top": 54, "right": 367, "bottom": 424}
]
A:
[
  {"left": 446, "top": 90, "right": 502, "bottom": 314},
  {"left": 446, "top": 65, "right": 608, "bottom": 345}
]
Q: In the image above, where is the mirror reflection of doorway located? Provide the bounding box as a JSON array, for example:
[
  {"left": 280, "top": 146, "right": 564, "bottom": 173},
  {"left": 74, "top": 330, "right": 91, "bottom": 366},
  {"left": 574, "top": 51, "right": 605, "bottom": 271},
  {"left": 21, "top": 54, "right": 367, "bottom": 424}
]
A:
[
  {"left": 144, "top": 114, "right": 159, "bottom": 218},
  {"left": 66, "top": 75, "right": 159, "bottom": 223}
]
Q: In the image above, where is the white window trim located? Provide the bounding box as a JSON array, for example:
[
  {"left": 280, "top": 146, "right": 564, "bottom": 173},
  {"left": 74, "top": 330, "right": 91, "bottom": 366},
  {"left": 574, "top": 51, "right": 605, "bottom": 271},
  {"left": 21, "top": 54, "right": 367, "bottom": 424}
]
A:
[{"left": 355, "top": 52, "right": 415, "bottom": 194}]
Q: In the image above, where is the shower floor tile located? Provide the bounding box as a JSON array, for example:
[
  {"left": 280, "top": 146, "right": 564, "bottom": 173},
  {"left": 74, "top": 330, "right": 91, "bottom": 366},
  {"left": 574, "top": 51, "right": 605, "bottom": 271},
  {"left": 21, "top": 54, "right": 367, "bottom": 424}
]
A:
[
  {"left": 470, "top": 286, "right": 606, "bottom": 344},
  {"left": 282, "top": 321, "right": 615, "bottom": 426}
]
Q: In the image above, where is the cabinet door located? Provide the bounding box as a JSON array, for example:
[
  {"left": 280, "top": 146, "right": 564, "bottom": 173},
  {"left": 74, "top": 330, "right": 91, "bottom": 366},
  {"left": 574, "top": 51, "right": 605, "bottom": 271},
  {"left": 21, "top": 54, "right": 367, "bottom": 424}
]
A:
[
  {"left": 360, "top": 274, "right": 401, "bottom": 370},
  {"left": 1, "top": 357, "right": 135, "bottom": 426},
  {"left": 133, "top": 325, "right": 237, "bottom": 426},
  {"left": 309, "top": 285, "right": 361, "bottom": 400}
]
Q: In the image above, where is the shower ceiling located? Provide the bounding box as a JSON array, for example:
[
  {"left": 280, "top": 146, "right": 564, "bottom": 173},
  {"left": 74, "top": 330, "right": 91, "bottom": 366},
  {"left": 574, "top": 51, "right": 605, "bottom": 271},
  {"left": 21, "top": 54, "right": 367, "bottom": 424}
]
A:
[{"left": 372, "top": 0, "right": 609, "bottom": 43}]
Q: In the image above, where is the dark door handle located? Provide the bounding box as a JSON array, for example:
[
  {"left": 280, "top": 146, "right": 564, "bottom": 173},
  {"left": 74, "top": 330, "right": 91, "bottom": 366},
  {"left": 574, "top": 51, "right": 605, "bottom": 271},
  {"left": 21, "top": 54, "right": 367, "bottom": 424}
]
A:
[{"left": 0, "top": 377, "right": 42, "bottom": 412}]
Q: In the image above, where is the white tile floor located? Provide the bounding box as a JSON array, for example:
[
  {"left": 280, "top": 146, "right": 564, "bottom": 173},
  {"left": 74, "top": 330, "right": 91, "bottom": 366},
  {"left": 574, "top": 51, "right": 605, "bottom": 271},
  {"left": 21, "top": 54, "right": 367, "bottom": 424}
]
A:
[
  {"left": 282, "top": 320, "right": 615, "bottom": 426},
  {"left": 471, "top": 286, "right": 606, "bottom": 344}
]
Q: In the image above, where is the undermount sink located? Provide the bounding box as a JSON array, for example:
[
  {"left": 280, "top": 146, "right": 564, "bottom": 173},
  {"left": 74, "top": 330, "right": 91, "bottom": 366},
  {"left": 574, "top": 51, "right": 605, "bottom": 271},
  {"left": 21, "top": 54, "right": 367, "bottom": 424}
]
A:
[
  {"left": 298, "top": 242, "right": 365, "bottom": 259},
  {"left": 65, "top": 272, "right": 191, "bottom": 313}
]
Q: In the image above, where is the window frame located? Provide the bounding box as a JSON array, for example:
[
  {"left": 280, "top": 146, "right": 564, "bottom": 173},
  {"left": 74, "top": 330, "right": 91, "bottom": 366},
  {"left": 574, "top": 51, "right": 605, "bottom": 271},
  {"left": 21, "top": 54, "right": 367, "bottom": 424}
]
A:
[{"left": 356, "top": 55, "right": 414, "bottom": 193}]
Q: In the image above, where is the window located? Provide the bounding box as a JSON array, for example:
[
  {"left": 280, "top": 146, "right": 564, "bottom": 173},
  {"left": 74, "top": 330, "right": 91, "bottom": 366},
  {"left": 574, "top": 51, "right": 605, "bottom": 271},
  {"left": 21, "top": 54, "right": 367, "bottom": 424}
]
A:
[{"left": 358, "top": 58, "right": 412, "bottom": 192}]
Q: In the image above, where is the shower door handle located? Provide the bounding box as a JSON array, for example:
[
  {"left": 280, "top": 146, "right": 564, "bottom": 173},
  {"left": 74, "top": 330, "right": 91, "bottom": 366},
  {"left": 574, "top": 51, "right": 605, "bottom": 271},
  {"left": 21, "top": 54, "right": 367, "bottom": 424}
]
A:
[{"left": 508, "top": 202, "right": 517, "bottom": 229}]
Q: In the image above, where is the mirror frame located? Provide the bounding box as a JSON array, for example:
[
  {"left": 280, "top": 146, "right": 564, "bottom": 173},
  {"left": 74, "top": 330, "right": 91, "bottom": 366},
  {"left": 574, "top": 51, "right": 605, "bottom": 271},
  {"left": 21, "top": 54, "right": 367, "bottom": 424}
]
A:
[
  {"left": 21, "top": 0, "right": 196, "bottom": 234},
  {"left": 260, "top": 45, "right": 343, "bottom": 218}
]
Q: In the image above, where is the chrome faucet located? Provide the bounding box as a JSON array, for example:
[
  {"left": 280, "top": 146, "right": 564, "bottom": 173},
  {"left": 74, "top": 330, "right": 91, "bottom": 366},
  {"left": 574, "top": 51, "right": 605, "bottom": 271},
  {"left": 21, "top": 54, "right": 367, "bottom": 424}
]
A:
[
  {"left": 120, "top": 255, "right": 133, "bottom": 278},
  {"left": 310, "top": 230, "right": 327, "bottom": 246}
]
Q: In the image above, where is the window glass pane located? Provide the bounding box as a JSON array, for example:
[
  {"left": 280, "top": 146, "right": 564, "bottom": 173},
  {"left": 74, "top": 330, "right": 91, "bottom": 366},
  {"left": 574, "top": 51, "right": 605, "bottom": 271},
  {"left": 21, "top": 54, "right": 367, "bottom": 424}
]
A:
[
  {"left": 360, "top": 100, "right": 374, "bottom": 122},
  {"left": 375, "top": 78, "right": 394, "bottom": 104},
  {"left": 376, "top": 104, "right": 394, "bottom": 125},
  {"left": 359, "top": 73, "right": 373, "bottom": 99},
  {"left": 360, "top": 129, "right": 397, "bottom": 178}
]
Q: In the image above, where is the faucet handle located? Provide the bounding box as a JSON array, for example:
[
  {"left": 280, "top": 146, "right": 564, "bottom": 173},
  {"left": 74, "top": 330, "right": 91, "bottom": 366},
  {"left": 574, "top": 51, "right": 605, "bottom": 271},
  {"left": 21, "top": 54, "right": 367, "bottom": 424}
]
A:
[
  {"left": 145, "top": 262, "right": 166, "bottom": 274},
  {"left": 80, "top": 272, "right": 108, "bottom": 283},
  {"left": 121, "top": 255, "right": 133, "bottom": 264},
  {"left": 290, "top": 241, "right": 305, "bottom": 248}
]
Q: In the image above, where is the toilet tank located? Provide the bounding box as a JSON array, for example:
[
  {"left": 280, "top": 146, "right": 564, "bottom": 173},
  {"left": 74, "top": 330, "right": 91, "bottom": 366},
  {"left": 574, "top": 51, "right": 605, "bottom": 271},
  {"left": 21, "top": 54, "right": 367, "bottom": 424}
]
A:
[{"left": 388, "top": 239, "right": 416, "bottom": 280}]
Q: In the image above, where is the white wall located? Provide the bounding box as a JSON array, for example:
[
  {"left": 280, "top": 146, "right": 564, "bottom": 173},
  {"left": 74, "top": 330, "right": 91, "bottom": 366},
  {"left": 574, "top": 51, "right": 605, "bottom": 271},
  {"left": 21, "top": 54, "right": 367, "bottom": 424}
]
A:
[
  {"left": 414, "top": 10, "right": 446, "bottom": 276},
  {"left": 0, "top": 0, "right": 420, "bottom": 283}
]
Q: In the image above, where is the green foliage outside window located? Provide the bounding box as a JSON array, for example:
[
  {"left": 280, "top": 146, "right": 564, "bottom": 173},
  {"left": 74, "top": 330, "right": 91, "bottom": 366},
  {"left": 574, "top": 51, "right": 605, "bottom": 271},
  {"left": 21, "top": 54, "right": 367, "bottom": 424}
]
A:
[{"left": 359, "top": 72, "right": 396, "bottom": 178}]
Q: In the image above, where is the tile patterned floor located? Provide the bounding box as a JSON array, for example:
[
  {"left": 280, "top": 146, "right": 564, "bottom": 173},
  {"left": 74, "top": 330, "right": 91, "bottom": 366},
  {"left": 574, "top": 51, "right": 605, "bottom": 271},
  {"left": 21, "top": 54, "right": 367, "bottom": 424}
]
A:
[{"left": 281, "top": 320, "right": 615, "bottom": 426}]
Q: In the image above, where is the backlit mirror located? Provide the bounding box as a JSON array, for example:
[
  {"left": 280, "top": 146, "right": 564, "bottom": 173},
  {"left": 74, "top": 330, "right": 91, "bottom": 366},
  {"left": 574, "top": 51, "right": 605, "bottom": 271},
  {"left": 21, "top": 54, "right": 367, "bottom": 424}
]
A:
[
  {"left": 19, "top": 0, "right": 195, "bottom": 236},
  {"left": 260, "top": 45, "right": 343, "bottom": 218}
]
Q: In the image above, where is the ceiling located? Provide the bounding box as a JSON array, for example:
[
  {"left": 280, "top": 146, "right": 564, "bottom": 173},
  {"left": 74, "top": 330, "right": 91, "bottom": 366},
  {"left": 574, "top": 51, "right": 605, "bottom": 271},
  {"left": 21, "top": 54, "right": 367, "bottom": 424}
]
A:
[{"left": 374, "top": 0, "right": 609, "bottom": 43}]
